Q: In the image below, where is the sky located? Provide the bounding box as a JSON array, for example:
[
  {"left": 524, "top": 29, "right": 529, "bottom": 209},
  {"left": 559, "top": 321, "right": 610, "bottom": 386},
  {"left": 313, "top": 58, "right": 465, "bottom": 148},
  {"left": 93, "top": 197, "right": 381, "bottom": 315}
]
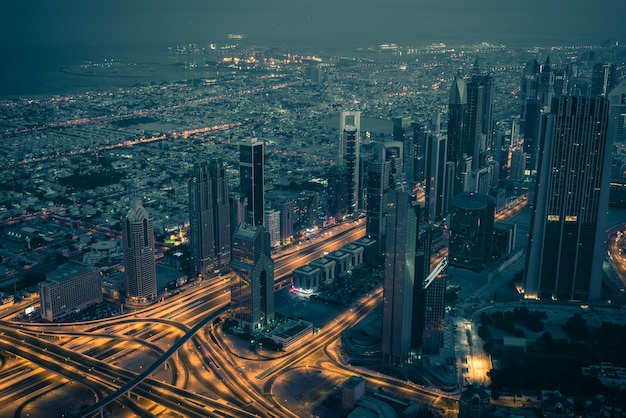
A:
[{"left": 2, "top": 0, "right": 626, "bottom": 50}]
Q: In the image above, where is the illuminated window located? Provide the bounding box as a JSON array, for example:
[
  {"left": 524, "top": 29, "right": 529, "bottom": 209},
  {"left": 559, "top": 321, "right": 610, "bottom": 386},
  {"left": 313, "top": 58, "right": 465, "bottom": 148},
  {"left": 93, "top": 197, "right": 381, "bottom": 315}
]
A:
[{"left": 547, "top": 215, "right": 559, "bottom": 221}]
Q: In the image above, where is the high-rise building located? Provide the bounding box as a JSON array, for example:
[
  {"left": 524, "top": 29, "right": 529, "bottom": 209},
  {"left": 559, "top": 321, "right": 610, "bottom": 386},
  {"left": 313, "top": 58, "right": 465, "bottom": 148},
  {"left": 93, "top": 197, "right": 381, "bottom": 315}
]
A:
[
  {"left": 339, "top": 111, "right": 361, "bottom": 213},
  {"left": 424, "top": 133, "right": 448, "bottom": 223},
  {"left": 608, "top": 80, "right": 626, "bottom": 145},
  {"left": 188, "top": 159, "right": 231, "bottom": 278},
  {"left": 366, "top": 143, "right": 393, "bottom": 257},
  {"left": 239, "top": 138, "right": 264, "bottom": 227},
  {"left": 123, "top": 198, "right": 157, "bottom": 302},
  {"left": 264, "top": 209, "right": 281, "bottom": 247},
  {"left": 591, "top": 63, "right": 618, "bottom": 97},
  {"left": 326, "top": 165, "right": 349, "bottom": 220},
  {"left": 229, "top": 192, "right": 248, "bottom": 234},
  {"left": 230, "top": 224, "right": 275, "bottom": 331},
  {"left": 524, "top": 96, "right": 611, "bottom": 301},
  {"left": 448, "top": 192, "right": 495, "bottom": 272},
  {"left": 523, "top": 98, "right": 543, "bottom": 174},
  {"left": 448, "top": 74, "right": 467, "bottom": 172},
  {"left": 382, "top": 189, "right": 417, "bottom": 364},
  {"left": 416, "top": 267, "right": 447, "bottom": 355}
]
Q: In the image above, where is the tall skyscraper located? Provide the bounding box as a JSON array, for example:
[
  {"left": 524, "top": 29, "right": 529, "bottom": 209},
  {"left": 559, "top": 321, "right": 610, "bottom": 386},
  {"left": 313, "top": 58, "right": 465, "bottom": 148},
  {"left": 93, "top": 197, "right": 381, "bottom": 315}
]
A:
[
  {"left": 239, "top": 138, "right": 264, "bottom": 227},
  {"left": 424, "top": 132, "right": 449, "bottom": 223},
  {"left": 123, "top": 198, "right": 157, "bottom": 302},
  {"left": 188, "top": 159, "right": 231, "bottom": 278},
  {"left": 229, "top": 192, "right": 248, "bottom": 234},
  {"left": 366, "top": 143, "right": 392, "bottom": 257},
  {"left": 524, "top": 96, "right": 611, "bottom": 301},
  {"left": 339, "top": 111, "right": 361, "bottom": 214},
  {"left": 326, "top": 165, "right": 349, "bottom": 220},
  {"left": 608, "top": 79, "right": 626, "bottom": 146},
  {"left": 448, "top": 192, "right": 495, "bottom": 272},
  {"left": 591, "top": 63, "right": 618, "bottom": 97},
  {"left": 447, "top": 74, "right": 467, "bottom": 171},
  {"left": 230, "top": 224, "right": 275, "bottom": 332},
  {"left": 382, "top": 189, "right": 417, "bottom": 364}
]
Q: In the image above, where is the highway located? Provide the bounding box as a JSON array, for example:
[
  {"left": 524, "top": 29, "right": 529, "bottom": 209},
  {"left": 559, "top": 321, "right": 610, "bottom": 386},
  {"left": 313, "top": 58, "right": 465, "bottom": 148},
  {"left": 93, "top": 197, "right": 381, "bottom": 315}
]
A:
[{"left": 0, "top": 220, "right": 372, "bottom": 417}]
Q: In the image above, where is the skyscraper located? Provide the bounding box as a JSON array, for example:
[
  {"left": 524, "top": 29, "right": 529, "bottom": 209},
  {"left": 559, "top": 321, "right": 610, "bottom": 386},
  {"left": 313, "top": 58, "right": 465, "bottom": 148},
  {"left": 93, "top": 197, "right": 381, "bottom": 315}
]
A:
[
  {"left": 230, "top": 224, "right": 275, "bottom": 332},
  {"left": 366, "top": 143, "right": 392, "bottom": 257},
  {"left": 448, "top": 74, "right": 467, "bottom": 171},
  {"left": 239, "top": 138, "right": 264, "bottom": 227},
  {"left": 382, "top": 189, "right": 417, "bottom": 364},
  {"left": 339, "top": 111, "right": 361, "bottom": 214},
  {"left": 448, "top": 192, "right": 495, "bottom": 272},
  {"left": 608, "top": 79, "right": 626, "bottom": 146},
  {"left": 188, "top": 159, "right": 231, "bottom": 278},
  {"left": 524, "top": 96, "right": 611, "bottom": 301},
  {"left": 591, "top": 63, "right": 618, "bottom": 97},
  {"left": 123, "top": 198, "right": 157, "bottom": 302}
]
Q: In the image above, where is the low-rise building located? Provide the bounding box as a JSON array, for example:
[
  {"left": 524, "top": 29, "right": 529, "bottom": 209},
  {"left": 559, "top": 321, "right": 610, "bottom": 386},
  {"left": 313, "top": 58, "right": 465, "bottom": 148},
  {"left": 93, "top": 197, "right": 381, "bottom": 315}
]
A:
[
  {"left": 293, "top": 265, "right": 321, "bottom": 293},
  {"left": 326, "top": 250, "right": 352, "bottom": 276},
  {"left": 311, "top": 257, "right": 336, "bottom": 284},
  {"left": 341, "top": 243, "right": 364, "bottom": 269},
  {"left": 268, "top": 320, "right": 313, "bottom": 351}
]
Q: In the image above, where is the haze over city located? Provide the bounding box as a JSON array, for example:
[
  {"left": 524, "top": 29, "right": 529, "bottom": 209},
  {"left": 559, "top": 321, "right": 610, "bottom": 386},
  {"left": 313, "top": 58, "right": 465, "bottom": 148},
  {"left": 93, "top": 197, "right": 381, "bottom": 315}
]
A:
[{"left": 2, "top": 1, "right": 626, "bottom": 418}]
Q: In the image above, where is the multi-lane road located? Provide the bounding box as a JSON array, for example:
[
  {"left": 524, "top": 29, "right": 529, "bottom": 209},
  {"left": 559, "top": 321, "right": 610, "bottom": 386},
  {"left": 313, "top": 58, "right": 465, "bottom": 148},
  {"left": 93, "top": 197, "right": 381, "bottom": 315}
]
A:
[{"left": 0, "top": 219, "right": 381, "bottom": 417}]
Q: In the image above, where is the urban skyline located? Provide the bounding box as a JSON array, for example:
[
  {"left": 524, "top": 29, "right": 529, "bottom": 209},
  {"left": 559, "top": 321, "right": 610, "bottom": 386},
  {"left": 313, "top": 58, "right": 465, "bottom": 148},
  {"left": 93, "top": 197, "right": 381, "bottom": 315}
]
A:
[{"left": 1, "top": 31, "right": 626, "bottom": 417}]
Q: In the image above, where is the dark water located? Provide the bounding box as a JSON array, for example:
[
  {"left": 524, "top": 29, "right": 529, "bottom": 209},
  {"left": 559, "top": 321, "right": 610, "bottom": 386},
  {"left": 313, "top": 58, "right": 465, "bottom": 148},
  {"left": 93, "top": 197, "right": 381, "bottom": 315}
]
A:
[{"left": 0, "top": 45, "right": 175, "bottom": 97}]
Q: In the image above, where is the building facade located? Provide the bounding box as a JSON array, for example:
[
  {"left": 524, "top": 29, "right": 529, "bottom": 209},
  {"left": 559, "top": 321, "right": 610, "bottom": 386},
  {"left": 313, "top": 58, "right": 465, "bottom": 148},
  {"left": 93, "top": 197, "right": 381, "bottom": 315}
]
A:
[
  {"left": 239, "top": 138, "right": 264, "bottom": 227},
  {"left": 230, "top": 224, "right": 275, "bottom": 332},
  {"left": 188, "top": 159, "right": 231, "bottom": 278},
  {"left": 39, "top": 262, "right": 102, "bottom": 322},
  {"left": 382, "top": 189, "right": 417, "bottom": 364},
  {"left": 524, "top": 96, "right": 611, "bottom": 301},
  {"left": 448, "top": 192, "right": 495, "bottom": 272},
  {"left": 123, "top": 198, "right": 157, "bottom": 302},
  {"left": 339, "top": 111, "right": 361, "bottom": 214}
]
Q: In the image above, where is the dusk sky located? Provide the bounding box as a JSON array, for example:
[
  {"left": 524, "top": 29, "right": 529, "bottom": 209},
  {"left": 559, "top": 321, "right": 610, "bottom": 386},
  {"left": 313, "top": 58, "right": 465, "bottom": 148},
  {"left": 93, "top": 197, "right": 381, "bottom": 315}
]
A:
[{"left": 3, "top": 0, "right": 626, "bottom": 49}]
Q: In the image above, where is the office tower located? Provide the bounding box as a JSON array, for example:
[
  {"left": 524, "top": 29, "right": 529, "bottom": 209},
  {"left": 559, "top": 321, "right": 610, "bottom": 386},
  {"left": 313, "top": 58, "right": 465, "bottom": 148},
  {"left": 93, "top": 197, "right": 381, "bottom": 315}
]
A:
[
  {"left": 296, "top": 190, "right": 319, "bottom": 231},
  {"left": 510, "top": 149, "right": 527, "bottom": 181},
  {"left": 465, "top": 60, "right": 495, "bottom": 171},
  {"left": 39, "top": 262, "right": 102, "bottom": 322},
  {"left": 239, "top": 138, "right": 264, "bottom": 227},
  {"left": 188, "top": 159, "right": 231, "bottom": 278},
  {"left": 229, "top": 192, "right": 248, "bottom": 234},
  {"left": 327, "top": 165, "right": 349, "bottom": 220},
  {"left": 447, "top": 74, "right": 467, "bottom": 170},
  {"left": 339, "top": 111, "right": 361, "bottom": 214},
  {"left": 523, "top": 98, "right": 543, "bottom": 174},
  {"left": 591, "top": 63, "right": 618, "bottom": 97},
  {"left": 384, "top": 140, "right": 404, "bottom": 183},
  {"left": 366, "top": 143, "right": 393, "bottom": 257},
  {"left": 276, "top": 198, "right": 295, "bottom": 243},
  {"left": 524, "top": 96, "right": 611, "bottom": 301},
  {"left": 465, "top": 76, "right": 485, "bottom": 169},
  {"left": 424, "top": 133, "right": 448, "bottom": 223},
  {"left": 382, "top": 189, "right": 417, "bottom": 364},
  {"left": 123, "top": 198, "right": 157, "bottom": 301},
  {"left": 412, "top": 121, "right": 428, "bottom": 185},
  {"left": 537, "top": 57, "right": 555, "bottom": 110},
  {"left": 230, "top": 224, "right": 275, "bottom": 331},
  {"left": 448, "top": 192, "right": 495, "bottom": 272},
  {"left": 418, "top": 270, "right": 446, "bottom": 355},
  {"left": 608, "top": 80, "right": 626, "bottom": 145},
  {"left": 264, "top": 209, "right": 281, "bottom": 247},
  {"left": 520, "top": 59, "right": 541, "bottom": 120}
]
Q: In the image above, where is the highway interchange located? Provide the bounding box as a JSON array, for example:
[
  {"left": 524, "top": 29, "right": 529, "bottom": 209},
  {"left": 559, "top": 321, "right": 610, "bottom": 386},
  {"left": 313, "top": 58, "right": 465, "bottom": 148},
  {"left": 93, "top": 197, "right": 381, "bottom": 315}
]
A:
[{"left": 0, "top": 218, "right": 459, "bottom": 418}]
